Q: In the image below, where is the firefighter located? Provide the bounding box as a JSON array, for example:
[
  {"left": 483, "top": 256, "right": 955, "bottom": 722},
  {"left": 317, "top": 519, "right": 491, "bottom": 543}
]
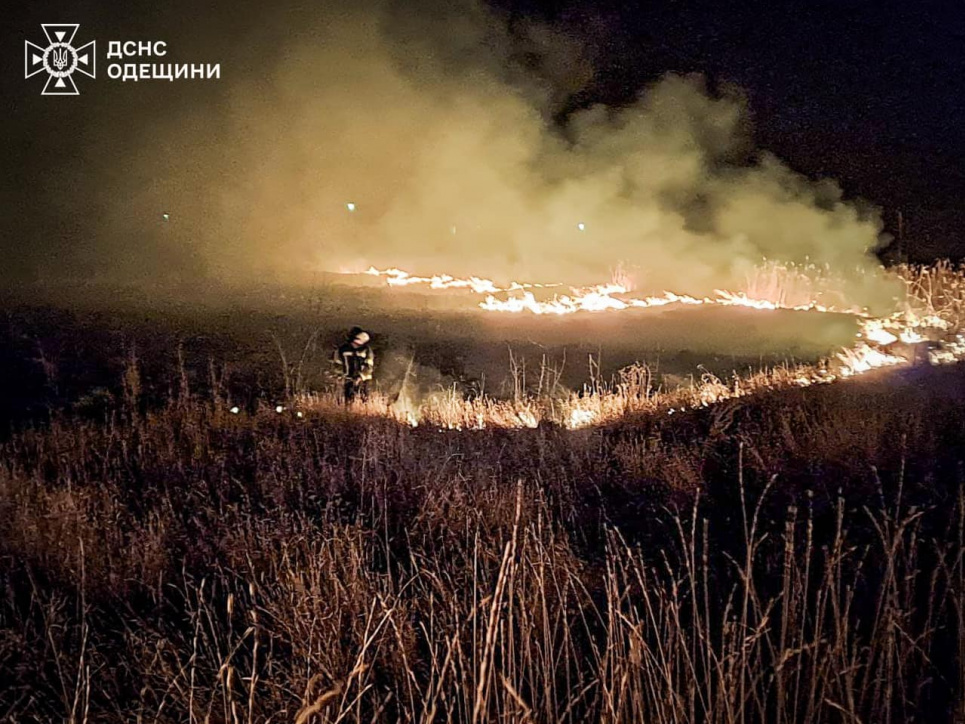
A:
[{"left": 333, "top": 326, "right": 374, "bottom": 403}]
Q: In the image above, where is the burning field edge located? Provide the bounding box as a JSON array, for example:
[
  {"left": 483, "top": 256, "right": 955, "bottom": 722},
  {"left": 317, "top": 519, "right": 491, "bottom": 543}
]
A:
[{"left": 302, "top": 261, "right": 965, "bottom": 429}]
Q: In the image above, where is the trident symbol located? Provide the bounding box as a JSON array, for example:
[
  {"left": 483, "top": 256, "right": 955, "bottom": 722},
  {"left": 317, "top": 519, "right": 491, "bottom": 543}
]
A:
[
  {"left": 25, "top": 25, "right": 96, "bottom": 96},
  {"left": 52, "top": 47, "right": 69, "bottom": 71}
]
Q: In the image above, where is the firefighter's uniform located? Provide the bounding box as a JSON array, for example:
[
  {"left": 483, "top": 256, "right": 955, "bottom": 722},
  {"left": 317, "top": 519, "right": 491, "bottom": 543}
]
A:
[{"left": 333, "top": 335, "right": 374, "bottom": 402}]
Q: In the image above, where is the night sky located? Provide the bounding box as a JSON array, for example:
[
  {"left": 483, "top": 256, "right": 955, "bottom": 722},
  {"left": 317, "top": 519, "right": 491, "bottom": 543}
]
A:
[
  {"left": 505, "top": 0, "right": 965, "bottom": 260},
  {"left": 4, "top": 0, "right": 964, "bottom": 282}
]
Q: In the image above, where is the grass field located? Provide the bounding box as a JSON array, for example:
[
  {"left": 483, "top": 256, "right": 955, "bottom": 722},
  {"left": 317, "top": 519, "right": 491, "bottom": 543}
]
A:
[
  {"left": 0, "top": 277, "right": 861, "bottom": 433},
  {"left": 2, "top": 264, "right": 965, "bottom": 722}
]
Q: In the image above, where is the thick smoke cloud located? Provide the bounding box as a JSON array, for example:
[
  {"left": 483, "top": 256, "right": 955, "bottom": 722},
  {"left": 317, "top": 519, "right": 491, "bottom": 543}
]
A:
[{"left": 38, "top": 0, "right": 891, "bottom": 302}]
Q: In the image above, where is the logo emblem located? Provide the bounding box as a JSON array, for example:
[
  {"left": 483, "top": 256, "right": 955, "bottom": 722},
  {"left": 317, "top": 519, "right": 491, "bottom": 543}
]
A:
[{"left": 25, "top": 24, "right": 96, "bottom": 96}]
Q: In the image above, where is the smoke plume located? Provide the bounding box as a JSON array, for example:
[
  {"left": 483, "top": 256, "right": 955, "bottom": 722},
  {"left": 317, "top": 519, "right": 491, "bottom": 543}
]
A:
[{"left": 18, "top": 0, "right": 893, "bottom": 305}]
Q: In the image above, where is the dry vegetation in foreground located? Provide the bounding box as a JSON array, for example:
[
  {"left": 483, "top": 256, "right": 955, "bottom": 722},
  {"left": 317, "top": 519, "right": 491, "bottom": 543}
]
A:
[
  {"left": 2, "top": 357, "right": 965, "bottom": 722},
  {"left": 297, "top": 360, "right": 825, "bottom": 430}
]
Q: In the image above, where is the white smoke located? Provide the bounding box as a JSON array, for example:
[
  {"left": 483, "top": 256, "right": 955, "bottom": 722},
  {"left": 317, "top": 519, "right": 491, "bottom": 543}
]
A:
[{"left": 88, "top": 0, "right": 895, "bottom": 307}]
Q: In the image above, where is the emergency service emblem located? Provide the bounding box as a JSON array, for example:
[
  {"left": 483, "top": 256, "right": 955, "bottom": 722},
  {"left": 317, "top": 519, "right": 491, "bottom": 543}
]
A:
[{"left": 25, "top": 24, "right": 96, "bottom": 96}]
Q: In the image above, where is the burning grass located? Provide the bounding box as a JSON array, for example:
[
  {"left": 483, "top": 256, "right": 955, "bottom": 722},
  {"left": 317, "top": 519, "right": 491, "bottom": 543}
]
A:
[
  {"left": 4, "top": 262, "right": 965, "bottom": 721},
  {"left": 335, "top": 261, "right": 965, "bottom": 429},
  {"left": 2, "top": 360, "right": 965, "bottom": 721},
  {"left": 358, "top": 259, "right": 875, "bottom": 315},
  {"left": 296, "top": 361, "right": 838, "bottom": 430}
]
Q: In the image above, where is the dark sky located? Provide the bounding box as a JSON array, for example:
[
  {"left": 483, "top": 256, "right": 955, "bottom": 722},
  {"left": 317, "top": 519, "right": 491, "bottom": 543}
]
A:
[
  {"left": 3, "top": 0, "right": 964, "bottom": 282},
  {"left": 506, "top": 0, "right": 965, "bottom": 260}
]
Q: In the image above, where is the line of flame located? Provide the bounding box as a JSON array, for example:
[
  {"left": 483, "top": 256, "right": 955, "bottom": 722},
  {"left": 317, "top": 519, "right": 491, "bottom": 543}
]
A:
[{"left": 338, "top": 265, "right": 965, "bottom": 429}]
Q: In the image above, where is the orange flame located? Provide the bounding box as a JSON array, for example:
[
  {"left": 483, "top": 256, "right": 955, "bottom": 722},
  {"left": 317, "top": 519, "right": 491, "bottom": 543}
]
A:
[{"left": 337, "top": 264, "right": 965, "bottom": 428}]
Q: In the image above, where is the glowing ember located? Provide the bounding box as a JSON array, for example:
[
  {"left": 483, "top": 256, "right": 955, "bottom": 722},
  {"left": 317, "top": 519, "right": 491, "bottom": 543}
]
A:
[
  {"left": 568, "top": 407, "right": 596, "bottom": 429},
  {"left": 930, "top": 336, "right": 965, "bottom": 365},
  {"left": 835, "top": 343, "right": 907, "bottom": 378},
  {"left": 860, "top": 319, "right": 900, "bottom": 346}
]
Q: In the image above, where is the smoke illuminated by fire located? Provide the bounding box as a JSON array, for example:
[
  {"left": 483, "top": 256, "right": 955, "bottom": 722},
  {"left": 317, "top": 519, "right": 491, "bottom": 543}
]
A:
[{"left": 65, "top": 0, "right": 901, "bottom": 301}]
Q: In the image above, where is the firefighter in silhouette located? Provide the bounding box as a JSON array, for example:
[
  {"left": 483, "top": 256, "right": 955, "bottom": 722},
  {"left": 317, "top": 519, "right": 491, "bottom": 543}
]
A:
[{"left": 333, "top": 327, "right": 374, "bottom": 403}]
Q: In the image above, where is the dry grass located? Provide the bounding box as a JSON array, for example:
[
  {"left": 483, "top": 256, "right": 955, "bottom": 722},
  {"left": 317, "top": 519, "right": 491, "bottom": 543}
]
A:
[
  {"left": 741, "top": 259, "right": 853, "bottom": 310},
  {"left": 895, "top": 260, "right": 965, "bottom": 333},
  {"left": 2, "top": 356, "right": 965, "bottom": 722},
  {"left": 4, "top": 262, "right": 965, "bottom": 721},
  {"left": 295, "top": 361, "right": 832, "bottom": 430}
]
